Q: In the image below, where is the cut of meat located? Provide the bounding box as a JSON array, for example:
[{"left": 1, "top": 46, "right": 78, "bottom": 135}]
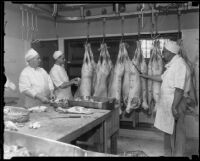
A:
[
  {"left": 125, "top": 61, "right": 141, "bottom": 114},
  {"left": 151, "top": 40, "right": 163, "bottom": 113},
  {"left": 79, "top": 43, "right": 93, "bottom": 97},
  {"left": 108, "top": 42, "right": 125, "bottom": 114},
  {"left": 125, "top": 41, "right": 142, "bottom": 114},
  {"left": 194, "top": 57, "right": 199, "bottom": 114},
  {"left": 122, "top": 43, "right": 131, "bottom": 107},
  {"left": 88, "top": 43, "right": 97, "bottom": 96},
  {"left": 140, "top": 53, "right": 148, "bottom": 110},
  {"left": 147, "top": 50, "right": 154, "bottom": 115},
  {"left": 93, "top": 43, "right": 112, "bottom": 97}
]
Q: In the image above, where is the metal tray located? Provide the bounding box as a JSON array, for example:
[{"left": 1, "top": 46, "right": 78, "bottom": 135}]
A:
[{"left": 68, "top": 96, "right": 115, "bottom": 110}]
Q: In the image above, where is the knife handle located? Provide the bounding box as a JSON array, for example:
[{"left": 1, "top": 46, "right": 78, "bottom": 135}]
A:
[{"left": 69, "top": 115, "right": 81, "bottom": 118}]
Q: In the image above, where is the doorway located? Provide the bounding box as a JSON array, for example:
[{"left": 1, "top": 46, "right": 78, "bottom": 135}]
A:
[{"left": 31, "top": 40, "right": 58, "bottom": 73}]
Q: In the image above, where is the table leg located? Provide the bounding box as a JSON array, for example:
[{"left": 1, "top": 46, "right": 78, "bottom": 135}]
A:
[
  {"left": 96, "top": 123, "right": 104, "bottom": 152},
  {"left": 110, "top": 130, "right": 118, "bottom": 154},
  {"left": 103, "top": 120, "right": 108, "bottom": 153}
]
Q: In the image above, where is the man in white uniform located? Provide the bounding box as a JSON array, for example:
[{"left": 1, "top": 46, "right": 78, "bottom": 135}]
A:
[
  {"left": 19, "top": 48, "right": 54, "bottom": 108},
  {"left": 140, "top": 40, "right": 194, "bottom": 156},
  {"left": 50, "top": 51, "right": 79, "bottom": 100}
]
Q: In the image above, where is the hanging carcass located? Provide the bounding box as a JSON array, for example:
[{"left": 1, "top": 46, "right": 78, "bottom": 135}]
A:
[
  {"left": 140, "top": 49, "right": 149, "bottom": 110},
  {"left": 93, "top": 43, "right": 112, "bottom": 97},
  {"left": 79, "top": 43, "right": 93, "bottom": 97},
  {"left": 151, "top": 40, "right": 163, "bottom": 113},
  {"left": 125, "top": 41, "right": 142, "bottom": 114},
  {"left": 147, "top": 43, "right": 155, "bottom": 115},
  {"left": 108, "top": 42, "right": 125, "bottom": 114},
  {"left": 194, "top": 57, "right": 199, "bottom": 113},
  {"left": 87, "top": 43, "right": 97, "bottom": 96},
  {"left": 122, "top": 43, "right": 131, "bottom": 107}
]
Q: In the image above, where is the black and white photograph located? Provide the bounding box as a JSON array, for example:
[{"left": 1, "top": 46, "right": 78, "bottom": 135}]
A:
[{"left": 2, "top": 1, "right": 199, "bottom": 158}]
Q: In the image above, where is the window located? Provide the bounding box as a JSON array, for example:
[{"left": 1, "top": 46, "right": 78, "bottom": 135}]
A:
[{"left": 140, "top": 38, "right": 170, "bottom": 58}]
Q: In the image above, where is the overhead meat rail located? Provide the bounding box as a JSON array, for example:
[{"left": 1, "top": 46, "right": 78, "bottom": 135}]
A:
[{"left": 20, "top": 3, "right": 199, "bottom": 23}]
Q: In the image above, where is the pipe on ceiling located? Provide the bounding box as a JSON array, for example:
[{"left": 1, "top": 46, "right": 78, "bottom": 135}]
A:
[
  {"left": 22, "top": 4, "right": 199, "bottom": 23},
  {"left": 56, "top": 7, "right": 199, "bottom": 23}
]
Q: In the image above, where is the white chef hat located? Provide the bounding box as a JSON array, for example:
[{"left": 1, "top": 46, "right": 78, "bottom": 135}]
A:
[
  {"left": 53, "top": 51, "right": 63, "bottom": 60},
  {"left": 164, "top": 40, "right": 180, "bottom": 54},
  {"left": 25, "top": 48, "right": 39, "bottom": 64}
]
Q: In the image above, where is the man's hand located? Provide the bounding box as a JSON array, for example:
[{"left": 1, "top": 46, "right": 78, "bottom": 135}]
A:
[
  {"left": 49, "top": 91, "right": 56, "bottom": 100},
  {"left": 35, "top": 94, "right": 49, "bottom": 104},
  {"left": 139, "top": 74, "right": 148, "bottom": 78},
  {"left": 72, "top": 77, "right": 81, "bottom": 86}
]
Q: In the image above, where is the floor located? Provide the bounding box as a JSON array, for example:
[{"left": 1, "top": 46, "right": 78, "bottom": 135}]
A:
[
  {"left": 115, "top": 129, "right": 199, "bottom": 157},
  {"left": 117, "top": 136, "right": 164, "bottom": 156}
]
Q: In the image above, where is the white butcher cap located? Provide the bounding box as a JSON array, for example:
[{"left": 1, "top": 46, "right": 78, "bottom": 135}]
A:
[
  {"left": 53, "top": 51, "right": 63, "bottom": 60},
  {"left": 164, "top": 40, "right": 180, "bottom": 54},
  {"left": 25, "top": 48, "right": 39, "bottom": 63}
]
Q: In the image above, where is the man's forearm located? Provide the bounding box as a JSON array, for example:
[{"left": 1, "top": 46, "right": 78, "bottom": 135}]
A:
[
  {"left": 23, "top": 90, "right": 38, "bottom": 100},
  {"left": 59, "top": 81, "right": 73, "bottom": 89},
  {"left": 172, "top": 88, "right": 184, "bottom": 110},
  {"left": 141, "top": 74, "right": 162, "bottom": 82}
]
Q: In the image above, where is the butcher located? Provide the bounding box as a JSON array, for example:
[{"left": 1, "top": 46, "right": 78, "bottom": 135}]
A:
[
  {"left": 50, "top": 50, "right": 79, "bottom": 100},
  {"left": 19, "top": 48, "right": 54, "bottom": 108},
  {"left": 140, "top": 40, "right": 195, "bottom": 156}
]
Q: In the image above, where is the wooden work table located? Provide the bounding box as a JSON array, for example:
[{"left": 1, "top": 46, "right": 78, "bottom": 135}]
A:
[{"left": 14, "top": 106, "right": 119, "bottom": 154}]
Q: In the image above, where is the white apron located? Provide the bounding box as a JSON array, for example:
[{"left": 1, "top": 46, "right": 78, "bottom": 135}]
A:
[{"left": 154, "top": 70, "right": 175, "bottom": 134}]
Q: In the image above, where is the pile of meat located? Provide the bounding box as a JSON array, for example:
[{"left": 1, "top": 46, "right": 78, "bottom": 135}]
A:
[
  {"left": 4, "top": 144, "right": 48, "bottom": 158},
  {"left": 4, "top": 145, "right": 30, "bottom": 158},
  {"left": 75, "top": 41, "right": 164, "bottom": 115}
]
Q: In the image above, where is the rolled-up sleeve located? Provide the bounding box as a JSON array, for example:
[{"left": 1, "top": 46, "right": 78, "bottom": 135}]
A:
[
  {"left": 19, "top": 72, "right": 37, "bottom": 97},
  {"left": 173, "top": 62, "right": 186, "bottom": 90}
]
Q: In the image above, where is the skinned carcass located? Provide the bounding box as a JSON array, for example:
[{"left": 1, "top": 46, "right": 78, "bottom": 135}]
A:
[
  {"left": 88, "top": 43, "right": 97, "bottom": 96},
  {"left": 79, "top": 44, "right": 93, "bottom": 97},
  {"left": 147, "top": 46, "right": 154, "bottom": 115},
  {"left": 108, "top": 42, "right": 125, "bottom": 114},
  {"left": 122, "top": 43, "right": 131, "bottom": 107},
  {"left": 151, "top": 40, "right": 163, "bottom": 113},
  {"left": 140, "top": 52, "right": 148, "bottom": 110},
  {"left": 194, "top": 57, "right": 199, "bottom": 114},
  {"left": 93, "top": 43, "right": 112, "bottom": 97},
  {"left": 125, "top": 41, "right": 142, "bottom": 114}
]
